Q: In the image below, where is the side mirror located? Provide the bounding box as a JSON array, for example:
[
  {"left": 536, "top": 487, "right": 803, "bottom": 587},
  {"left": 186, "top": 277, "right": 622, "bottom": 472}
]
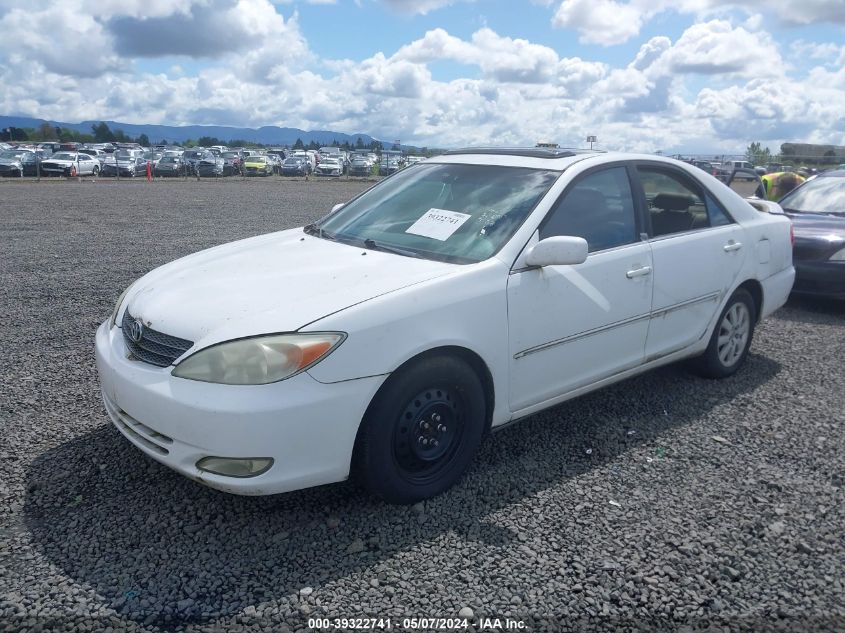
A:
[{"left": 524, "top": 236, "right": 588, "bottom": 267}]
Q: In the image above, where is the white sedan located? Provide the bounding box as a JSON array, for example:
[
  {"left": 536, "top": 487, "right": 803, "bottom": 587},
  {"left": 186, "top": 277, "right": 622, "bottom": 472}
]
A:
[
  {"left": 40, "top": 151, "right": 100, "bottom": 176},
  {"left": 95, "top": 149, "right": 794, "bottom": 503}
]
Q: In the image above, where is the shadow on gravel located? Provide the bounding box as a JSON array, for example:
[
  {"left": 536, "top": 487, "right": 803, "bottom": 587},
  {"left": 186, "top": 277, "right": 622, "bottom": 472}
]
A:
[
  {"left": 775, "top": 295, "right": 845, "bottom": 324},
  {"left": 23, "top": 353, "right": 781, "bottom": 629}
]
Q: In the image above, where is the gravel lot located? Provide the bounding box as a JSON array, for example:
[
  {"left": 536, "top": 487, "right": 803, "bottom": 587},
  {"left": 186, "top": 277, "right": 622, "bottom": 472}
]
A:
[{"left": 1, "top": 178, "right": 843, "bottom": 633}]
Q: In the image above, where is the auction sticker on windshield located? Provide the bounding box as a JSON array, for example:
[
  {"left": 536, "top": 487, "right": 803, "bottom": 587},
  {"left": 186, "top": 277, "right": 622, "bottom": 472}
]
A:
[{"left": 406, "top": 209, "right": 471, "bottom": 241}]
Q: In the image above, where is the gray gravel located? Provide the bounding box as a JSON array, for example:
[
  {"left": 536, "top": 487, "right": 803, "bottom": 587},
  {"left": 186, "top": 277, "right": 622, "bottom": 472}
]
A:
[{"left": 1, "top": 178, "right": 844, "bottom": 632}]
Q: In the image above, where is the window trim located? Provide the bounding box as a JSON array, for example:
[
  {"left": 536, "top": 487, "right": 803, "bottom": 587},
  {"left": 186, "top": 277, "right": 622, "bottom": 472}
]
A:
[
  {"left": 537, "top": 161, "right": 646, "bottom": 254},
  {"left": 632, "top": 160, "right": 736, "bottom": 240}
]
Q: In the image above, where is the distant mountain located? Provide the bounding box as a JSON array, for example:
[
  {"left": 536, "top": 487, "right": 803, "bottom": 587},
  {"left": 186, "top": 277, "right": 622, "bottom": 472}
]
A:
[{"left": 0, "top": 115, "right": 379, "bottom": 147}]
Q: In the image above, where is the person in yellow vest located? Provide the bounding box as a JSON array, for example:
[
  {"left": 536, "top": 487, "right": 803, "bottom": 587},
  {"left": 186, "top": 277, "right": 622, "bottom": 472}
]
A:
[{"left": 761, "top": 171, "right": 805, "bottom": 201}]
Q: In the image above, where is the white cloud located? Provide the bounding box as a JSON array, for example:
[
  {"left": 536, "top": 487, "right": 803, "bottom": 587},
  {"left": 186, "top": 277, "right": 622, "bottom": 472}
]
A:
[
  {"left": 790, "top": 39, "right": 845, "bottom": 65},
  {"left": 0, "top": 5, "right": 121, "bottom": 77},
  {"left": 1, "top": 1, "right": 844, "bottom": 154},
  {"left": 548, "top": 0, "right": 845, "bottom": 46},
  {"left": 660, "top": 20, "right": 782, "bottom": 76},
  {"left": 552, "top": 0, "right": 650, "bottom": 46},
  {"left": 379, "top": 0, "right": 468, "bottom": 15},
  {"left": 396, "top": 28, "right": 606, "bottom": 88},
  {"left": 762, "top": 0, "right": 845, "bottom": 25}
]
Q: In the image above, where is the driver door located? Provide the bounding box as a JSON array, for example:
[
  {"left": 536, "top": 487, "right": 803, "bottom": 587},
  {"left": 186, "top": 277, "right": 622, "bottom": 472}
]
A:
[{"left": 507, "top": 165, "right": 654, "bottom": 412}]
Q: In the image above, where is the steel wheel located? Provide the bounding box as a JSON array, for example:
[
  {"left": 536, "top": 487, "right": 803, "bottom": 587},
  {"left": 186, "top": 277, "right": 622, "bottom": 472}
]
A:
[
  {"left": 355, "top": 355, "right": 486, "bottom": 503},
  {"left": 392, "top": 387, "right": 465, "bottom": 485},
  {"left": 717, "top": 301, "right": 750, "bottom": 367}
]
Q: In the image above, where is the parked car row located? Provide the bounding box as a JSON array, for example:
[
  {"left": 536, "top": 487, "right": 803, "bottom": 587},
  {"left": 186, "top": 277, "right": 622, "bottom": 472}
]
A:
[{"left": 0, "top": 141, "right": 412, "bottom": 179}]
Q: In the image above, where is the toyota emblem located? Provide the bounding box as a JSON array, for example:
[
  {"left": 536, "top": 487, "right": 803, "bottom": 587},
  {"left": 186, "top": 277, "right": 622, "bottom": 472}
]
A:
[{"left": 126, "top": 318, "right": 144, "bottom": 343}]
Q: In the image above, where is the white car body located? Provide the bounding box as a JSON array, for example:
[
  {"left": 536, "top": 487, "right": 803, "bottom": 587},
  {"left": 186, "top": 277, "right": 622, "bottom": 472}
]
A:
[
  {"left": 316, "top": 157, "right": 343, "bottom": 176},
  {"left": 41, "top": 152, "right": 99, "bottom": 176},
  {"left": 95, "top": 151, "right": 794, "bottom": 497}
]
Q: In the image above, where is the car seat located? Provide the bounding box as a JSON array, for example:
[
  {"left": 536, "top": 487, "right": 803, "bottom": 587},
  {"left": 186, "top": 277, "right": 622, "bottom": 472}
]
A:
[{"left": 650, "top": 193, "right": 696, "bottom": 235}]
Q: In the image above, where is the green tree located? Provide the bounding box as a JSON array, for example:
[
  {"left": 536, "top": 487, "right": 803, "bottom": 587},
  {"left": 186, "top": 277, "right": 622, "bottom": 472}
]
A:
[
  {"left": 33, "top": 122, "right": 57, "bottom": 141},
  {"left": 745, "top": 142, "right": 771, "bottom": 166},
  {"left": 293, "top": 138, "right": 304, "bottom": 150},
  {"left": 356, "top": 137, "right": 364, "bottom": 149},
  {"left": 197, "top": 136, "right": 221, "bottom": 147},
  {"left": 92, "top": 122, "right": 115, "bottom": 143},
  {"left": 137, "top": 133, "right": 150, "bottom": 147}
]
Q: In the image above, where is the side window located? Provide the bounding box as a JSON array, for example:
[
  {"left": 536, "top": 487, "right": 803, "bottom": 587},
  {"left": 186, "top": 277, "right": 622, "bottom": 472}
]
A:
[
  {"left": 706, "top": 194, "right": 733, "bottom": 227},
  {"left": 539, "top": 167, "right": 638, "bottom": 252},
  {"left": 637, "top": 167, "right": 710, "bottom": 237}
]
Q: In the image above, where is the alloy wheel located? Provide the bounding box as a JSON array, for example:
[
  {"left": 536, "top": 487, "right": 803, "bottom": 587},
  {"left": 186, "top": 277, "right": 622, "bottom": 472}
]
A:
[{"left": 717, "top": 302, "right": 750, "bottom": 367}]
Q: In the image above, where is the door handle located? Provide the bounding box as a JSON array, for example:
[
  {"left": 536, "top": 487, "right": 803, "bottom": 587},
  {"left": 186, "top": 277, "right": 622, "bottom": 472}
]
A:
[
  {"left": 723, "top": 240, "right": 743, "bottom": 252},
  {"left": 626, "top": 265, "right": 652, "bottom": 279}
]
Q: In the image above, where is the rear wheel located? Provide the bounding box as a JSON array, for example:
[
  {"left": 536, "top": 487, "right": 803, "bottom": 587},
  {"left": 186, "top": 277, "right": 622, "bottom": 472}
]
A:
[
  {"left": 354, "top": 355, "right": 486, "bottom": 504},
  {"left": 92, "top": 166, "right": 99, "bottom": 177},
  {"left": 690, "top": 288, "right": 756, "bottom": 378}
]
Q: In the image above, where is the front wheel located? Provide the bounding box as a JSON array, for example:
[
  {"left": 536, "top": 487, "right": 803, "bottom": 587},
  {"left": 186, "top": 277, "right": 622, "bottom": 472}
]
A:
[
  {"left": 690, "top": 288, "right": 756, "bottom": 378},
  {"left": 354, "top": 355, "right": 486, "bottom": 504},
  {"left": 92, "top": 166, "right": 99, "bottom": 177}
]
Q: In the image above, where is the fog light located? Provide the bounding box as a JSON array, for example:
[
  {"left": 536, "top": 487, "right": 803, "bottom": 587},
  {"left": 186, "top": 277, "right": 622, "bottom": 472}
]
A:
[{"left": 196, "top": 457, "right": 273, "bottom": 478}]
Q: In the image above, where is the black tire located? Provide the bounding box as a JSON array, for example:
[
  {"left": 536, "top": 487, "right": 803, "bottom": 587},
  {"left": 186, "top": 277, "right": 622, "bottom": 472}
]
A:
[
  {"left": 92, "top": 166, "right": 99, "bottom": 177},
  {"left": 690, "top": 288, "right": 756, "bottom": 378},
  {"left": 354, "top": 355, "right": 486, "bottom": 504}
]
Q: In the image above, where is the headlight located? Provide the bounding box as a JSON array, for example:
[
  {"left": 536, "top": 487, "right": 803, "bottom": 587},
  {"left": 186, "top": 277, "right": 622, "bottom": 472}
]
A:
[
  {"left": 830, "top": 247, "right": 845, "bottom": 261},
  {"left": 110, "top": 281, "right": 136, "bottom": 327},
  {"left": 172, "top": 332, "right": 345, "bottom": 385}
]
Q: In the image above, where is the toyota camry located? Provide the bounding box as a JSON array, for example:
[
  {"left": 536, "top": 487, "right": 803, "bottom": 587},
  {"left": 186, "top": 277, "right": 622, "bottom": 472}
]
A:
[{"left": 95, "top": 148, "right": 794, "bottom": 503}]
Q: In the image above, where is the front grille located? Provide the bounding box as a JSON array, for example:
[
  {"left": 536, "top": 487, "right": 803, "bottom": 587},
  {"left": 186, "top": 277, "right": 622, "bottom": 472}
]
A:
[{"left": 121, "top": 310, "right": 194, "bottom": 367}]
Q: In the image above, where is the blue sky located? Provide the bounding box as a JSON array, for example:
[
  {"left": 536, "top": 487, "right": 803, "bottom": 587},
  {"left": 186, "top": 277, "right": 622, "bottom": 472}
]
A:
[{"left": 1, "top": 0, "right": 844, "bottom": 153}]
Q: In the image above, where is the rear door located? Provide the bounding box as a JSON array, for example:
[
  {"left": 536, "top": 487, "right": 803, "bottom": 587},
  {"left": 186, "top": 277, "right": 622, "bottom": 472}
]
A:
[{"left": 634, "top": 163, "right": 747, "bottom": 360}]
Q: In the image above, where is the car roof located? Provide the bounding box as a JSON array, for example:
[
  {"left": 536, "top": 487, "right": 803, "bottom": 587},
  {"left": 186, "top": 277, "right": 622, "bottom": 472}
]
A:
[
  {"left": 428, "top": 149, "right": 692, "bottom": 171},
  {"left": 819, "top": 169, "right": 845, "bottom": 177}
]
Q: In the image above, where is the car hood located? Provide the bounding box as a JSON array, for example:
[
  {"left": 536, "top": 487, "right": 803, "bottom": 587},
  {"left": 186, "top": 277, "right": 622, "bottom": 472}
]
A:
[
  {"left": 124, "top": 228, "right": 458, "bottom": 348},
  {"left": 0, "top": 158, "right": 22, "bottom": 165},
  {"left": 42, "top": 158, "right": 74, "bottom": 165}
]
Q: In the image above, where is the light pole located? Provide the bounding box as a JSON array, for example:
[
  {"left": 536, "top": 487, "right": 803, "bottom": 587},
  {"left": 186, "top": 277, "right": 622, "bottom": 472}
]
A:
[{"left": 586, "top": 135, "right": 597, "bottom": 150}]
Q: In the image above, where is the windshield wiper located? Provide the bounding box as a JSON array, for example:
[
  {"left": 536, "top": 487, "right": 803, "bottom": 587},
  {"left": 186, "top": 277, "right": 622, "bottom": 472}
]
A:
[
  {"left": 362, "top": 238, "right": 425, "bottom": 259},
  {"left": 303, "top": 224, "right": 339, "bottom": 242}
]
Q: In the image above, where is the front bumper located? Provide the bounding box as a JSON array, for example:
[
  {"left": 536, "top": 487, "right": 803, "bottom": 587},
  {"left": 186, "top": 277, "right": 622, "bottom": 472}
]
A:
[
  {"left": 792, "top": 261, "right": 845, "bottom": 299},
  {"left": 103, "top": 167, "right": 135, "bottom": 176},
  {"left": 94, "top": 321, "right": 385, "bottom": 495},
  {"left": 41, "top": 165, "right": 71, "bottom": 176}
]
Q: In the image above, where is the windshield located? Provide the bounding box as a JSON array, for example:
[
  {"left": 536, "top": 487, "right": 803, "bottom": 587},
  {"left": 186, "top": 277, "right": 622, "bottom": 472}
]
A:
[
  {"left": 311, "top": 163, "right": 560, "bottom": 264},
  {"left": 247, "top": 156, "right": 266, "bottom": 162},
  {"left": 780, "top": 176, "right": 845, "bottom": 215},
  {"left": 51, "top": 153, "right": 76, "bottom": 160},
  {"left": 284, "top": 158, "right": 303, "bottom": 165},
  {"left": 184, "top": 151, "right": 204, "bottom": 158},
  {"left": 0, "top": 150, "right": 22, "bottom": 159},
  {"left": 161, "top": 157, "right": 178, "bottom": 163}
]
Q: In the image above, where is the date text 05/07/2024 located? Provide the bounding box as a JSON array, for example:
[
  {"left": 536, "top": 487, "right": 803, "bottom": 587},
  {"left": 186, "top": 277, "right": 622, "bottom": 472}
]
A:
[{"left": 308, "top": 617, "right": 527, "bottom": 630}]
